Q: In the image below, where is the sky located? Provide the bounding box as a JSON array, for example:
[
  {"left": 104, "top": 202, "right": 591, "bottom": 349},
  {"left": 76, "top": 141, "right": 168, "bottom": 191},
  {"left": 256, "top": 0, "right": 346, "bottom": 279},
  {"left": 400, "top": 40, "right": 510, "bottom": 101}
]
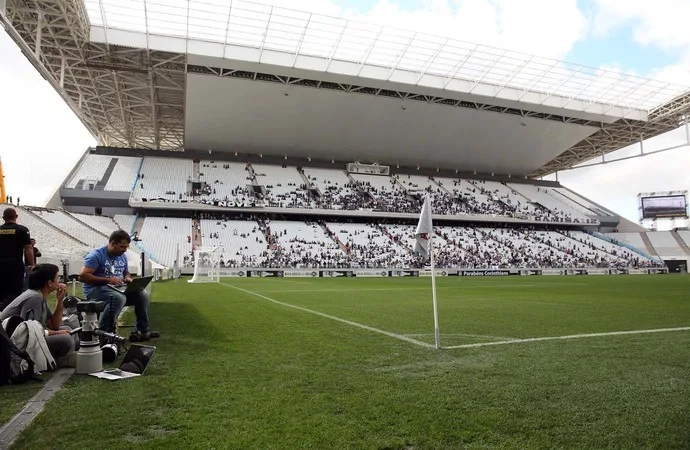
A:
[{"left": 1, "top": 0, "right": 689, "bottom": 227}]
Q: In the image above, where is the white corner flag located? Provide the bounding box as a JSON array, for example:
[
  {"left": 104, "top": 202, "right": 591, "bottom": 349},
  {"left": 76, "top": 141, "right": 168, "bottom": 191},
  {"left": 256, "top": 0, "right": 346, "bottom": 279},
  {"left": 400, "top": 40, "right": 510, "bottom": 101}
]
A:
[
  {"left": 415, "top": 195, "right": 433, "bottom": 257},
  {"left": 415, "top": 194, "right": 440, "bottom": 349}
]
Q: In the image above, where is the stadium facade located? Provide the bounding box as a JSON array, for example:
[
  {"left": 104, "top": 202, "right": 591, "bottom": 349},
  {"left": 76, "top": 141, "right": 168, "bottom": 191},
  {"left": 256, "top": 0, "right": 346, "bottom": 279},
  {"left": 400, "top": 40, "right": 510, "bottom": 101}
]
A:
[{"left": 1, "top": 0, "right": 689, "bottom": 275}]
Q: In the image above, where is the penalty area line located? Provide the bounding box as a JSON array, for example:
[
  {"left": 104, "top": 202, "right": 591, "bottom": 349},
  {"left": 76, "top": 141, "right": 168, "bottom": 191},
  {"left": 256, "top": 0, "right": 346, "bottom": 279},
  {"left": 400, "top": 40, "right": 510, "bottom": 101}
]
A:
[
  {"left": 444, "top": 327, "right": 690, "bottom": 349},
  {"left": 220, "top": 283, "right": 434, "bottom": 349}
]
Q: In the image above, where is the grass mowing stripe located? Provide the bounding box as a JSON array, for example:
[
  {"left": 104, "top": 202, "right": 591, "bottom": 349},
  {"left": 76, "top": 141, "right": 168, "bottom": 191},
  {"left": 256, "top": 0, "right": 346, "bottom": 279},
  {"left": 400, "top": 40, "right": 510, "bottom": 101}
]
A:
[
  {"left": 251, "top": 282, "right": 588, "bottom": 293},
  {"left": 445, "top": 326, "right": 690, "bottom": 349},
  {"left": 221, "top": 282, "right": 434, "bottom": 348}
]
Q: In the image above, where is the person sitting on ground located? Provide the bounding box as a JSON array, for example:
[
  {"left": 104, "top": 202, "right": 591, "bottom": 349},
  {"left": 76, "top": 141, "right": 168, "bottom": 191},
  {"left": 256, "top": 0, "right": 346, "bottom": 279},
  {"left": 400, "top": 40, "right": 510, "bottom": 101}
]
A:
[
  {"left": 0, "top": 263, "right": 75, "bottom": 367},
  {"left": 79, "top": 230, "right": 159, "bottom": 342}
]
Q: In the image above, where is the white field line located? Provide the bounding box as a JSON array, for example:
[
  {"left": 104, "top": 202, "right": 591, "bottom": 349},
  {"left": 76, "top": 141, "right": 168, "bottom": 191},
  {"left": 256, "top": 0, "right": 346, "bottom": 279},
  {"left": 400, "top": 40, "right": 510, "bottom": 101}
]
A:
[
  {"left": 221, "top": 283, "right": 690, "bottom": 351},
  {"left": 444, "top": 327, "right": 690, "bottom": 349},
  {"left": 220, "top": 283, "right": 434, "bottom": 348},
  {"left": 405, "top": 333, "right": 517, "bottom": 340}
]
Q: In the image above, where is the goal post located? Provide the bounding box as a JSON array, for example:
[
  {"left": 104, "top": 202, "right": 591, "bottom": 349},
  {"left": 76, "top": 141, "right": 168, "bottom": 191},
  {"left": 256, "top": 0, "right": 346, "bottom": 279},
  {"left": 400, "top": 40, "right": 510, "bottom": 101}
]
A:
[{"left": 188, "top": 246, "right": 221, "bottom": 283}]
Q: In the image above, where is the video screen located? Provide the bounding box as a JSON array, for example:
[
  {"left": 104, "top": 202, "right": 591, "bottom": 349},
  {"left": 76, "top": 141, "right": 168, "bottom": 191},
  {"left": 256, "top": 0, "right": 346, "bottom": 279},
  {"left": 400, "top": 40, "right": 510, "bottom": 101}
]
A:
[{"left": 641, "top": 195, "right": 688, "bottom": 219}]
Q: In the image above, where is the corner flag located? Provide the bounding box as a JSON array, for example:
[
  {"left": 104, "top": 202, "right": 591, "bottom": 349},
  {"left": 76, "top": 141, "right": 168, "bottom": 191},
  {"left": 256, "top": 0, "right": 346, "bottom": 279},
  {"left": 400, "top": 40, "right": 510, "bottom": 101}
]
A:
[
  {"left": 415, "top": 194, "right": 440, "bottom": 349},
  {"left": 415, "top": 195, "right": 433, "bottom": 257}
]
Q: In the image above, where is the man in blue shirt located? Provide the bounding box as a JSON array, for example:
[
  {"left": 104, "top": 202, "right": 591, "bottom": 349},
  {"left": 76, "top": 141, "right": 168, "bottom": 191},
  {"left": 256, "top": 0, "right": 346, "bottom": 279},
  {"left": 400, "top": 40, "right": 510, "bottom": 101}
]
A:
[{"left": 79, "top": 230, "right": 158, "bottom": 341}]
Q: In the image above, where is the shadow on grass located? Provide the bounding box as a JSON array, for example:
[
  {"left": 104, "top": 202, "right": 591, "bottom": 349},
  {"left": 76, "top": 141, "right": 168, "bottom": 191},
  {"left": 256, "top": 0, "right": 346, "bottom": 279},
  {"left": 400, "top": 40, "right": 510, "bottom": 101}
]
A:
[
  {"left": 10, "top": 302, "right": 227, "bottom": 449},
  {"left": 115, "top": 301, "right": 229, "bottom": 375}
]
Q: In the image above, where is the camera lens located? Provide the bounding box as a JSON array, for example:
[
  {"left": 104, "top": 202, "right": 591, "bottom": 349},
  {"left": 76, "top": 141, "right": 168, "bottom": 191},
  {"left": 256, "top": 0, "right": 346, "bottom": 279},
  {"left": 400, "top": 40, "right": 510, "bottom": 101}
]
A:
[{"left": 101, "top": 344, "right": 118, "bottom": 363}]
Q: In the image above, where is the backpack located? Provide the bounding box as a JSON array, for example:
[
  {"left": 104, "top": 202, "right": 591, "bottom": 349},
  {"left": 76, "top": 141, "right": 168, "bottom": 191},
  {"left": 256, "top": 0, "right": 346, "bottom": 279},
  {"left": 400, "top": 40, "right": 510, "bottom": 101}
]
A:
[{"left": 0, "top": 316, "right": 36, "bottom": 386}]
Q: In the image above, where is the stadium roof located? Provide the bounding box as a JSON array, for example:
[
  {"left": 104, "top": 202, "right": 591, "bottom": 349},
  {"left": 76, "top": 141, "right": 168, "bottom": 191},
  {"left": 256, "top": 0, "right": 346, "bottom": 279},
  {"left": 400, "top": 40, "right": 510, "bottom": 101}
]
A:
[
  {"left": 2, "top": 0, "right": 690, "bottom": 177},
  {"left": 85, "top": 0, "right": 686, "bottom": 113}
]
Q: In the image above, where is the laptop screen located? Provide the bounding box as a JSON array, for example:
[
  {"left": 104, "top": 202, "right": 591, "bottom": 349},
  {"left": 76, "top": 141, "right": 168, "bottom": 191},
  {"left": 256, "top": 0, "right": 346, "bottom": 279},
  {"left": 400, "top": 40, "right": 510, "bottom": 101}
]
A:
[{"left": 119, "top": 345, "right": 156, "bottom": 374}]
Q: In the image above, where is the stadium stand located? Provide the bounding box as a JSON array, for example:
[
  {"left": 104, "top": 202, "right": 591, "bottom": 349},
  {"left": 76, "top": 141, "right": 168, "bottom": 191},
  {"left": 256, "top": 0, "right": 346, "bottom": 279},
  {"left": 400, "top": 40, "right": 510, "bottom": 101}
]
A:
[
  {"left": 563, "top": 230, "right": 638, "bottom": 260},
  {"left": 14, "top": 207, "right": 90, "bottom": 256},
  {"left": 326, "top": 222, "right": 412, "bottom": 268},
  {"left": 646, "top": 231, "right": 684, "bottom": 255},
  {"left": 303, "top": 167, "right": 371, "bottom": 210},
  {"left": 507, "top": 183, "right": 594, "bottom": 223},
  {"left": 678, "top": 230, "right": 690, "bottom": 248},
  {"left": 351, "top": 174, "right": 419, "bottom": 213},
  {"left": 606, "top": 232, "right": 652, "bottom": 254},
  {"left": 530, "top": 230, "right": 629, "bottom": 267},
  {"left": 138, "top": 217, "right": 192, "bottom": 267},
  {"left": 264, "top": 220, "right": 348, "bottom": 268},
  {"left": 65, "top": 154, "right": 112, "bottom": 189},
  {"left": 385, "top": 223, "right": 461, "bottom": 267},
  {"left": 396, "top": 175, "right": 468, "bottom": 215},
  {"left": 21, "top": 200, "right": 662, "bottom": 270},
  {"left": 552, "top": 188, "right": 610, "bottom": 216},
  {"left": 433, "top": 176, "right": 517, "bottom": 217},
  {"left": 101, "top": 156, "right": 616, "bottom": 223},
  {"left": 66, "top": 154, "right": 142, "bottom": 191},
  {"left": 25, "top": 154, "right": 670, "bottom": 271},
  {"left": 200, "top": 218, "right": 268, "bottom": 267},
  {"left": 113, "top": 214, "right": 136, "bottom": 234},
  {"left": 104, "top": 156, "right": 142, "bottom": 191},
  {"left": 70, "top": 213, "right": 121, "bottom": 237},
  {"left": 197, "top": 161, "right": 254, "bottom": 207},
  {"left": 252, "top": 164, "right": 313, "bottom": 209},
  {"left": 29, "top": 208, "right": 107, "bottom": 247},
  {"left": 131, "top": 157, "right": 194, "bottom": 202}
]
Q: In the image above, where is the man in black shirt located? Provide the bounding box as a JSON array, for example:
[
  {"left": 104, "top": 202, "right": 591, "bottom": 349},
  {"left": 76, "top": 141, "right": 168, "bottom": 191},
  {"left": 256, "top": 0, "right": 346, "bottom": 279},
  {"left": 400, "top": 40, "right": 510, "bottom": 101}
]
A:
[
  {"left": 30, "top": 239, "right": 41, "bottom": 263},
  {"left": 0, "top": 208, "right": 34, "bottom": 310},
  {"left": 23, "top": 238, "right": 41, "bottom": 290}
]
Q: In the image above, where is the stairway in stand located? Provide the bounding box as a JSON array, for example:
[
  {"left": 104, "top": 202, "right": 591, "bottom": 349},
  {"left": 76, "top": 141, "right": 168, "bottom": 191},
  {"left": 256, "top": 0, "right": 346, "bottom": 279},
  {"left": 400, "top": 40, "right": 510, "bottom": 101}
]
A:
[
  {"left": 192, "top": 217, "right": 202, "bottom": 250},
  {"left": 671, "top": 231, "right": 690, "bottom": 255},
  {"left": 640, "top": 232, "right": 659, "bottom": 256},
  {"left": 95, "top": 158, "right": 119, "bottom": 190}
]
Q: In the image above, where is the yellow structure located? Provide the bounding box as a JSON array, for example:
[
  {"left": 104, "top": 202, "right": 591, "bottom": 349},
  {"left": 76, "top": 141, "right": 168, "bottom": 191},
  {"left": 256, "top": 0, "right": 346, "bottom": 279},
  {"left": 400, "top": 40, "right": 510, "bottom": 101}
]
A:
[{"left": 0, "top": 157, "right": 6, "bottom": 204}]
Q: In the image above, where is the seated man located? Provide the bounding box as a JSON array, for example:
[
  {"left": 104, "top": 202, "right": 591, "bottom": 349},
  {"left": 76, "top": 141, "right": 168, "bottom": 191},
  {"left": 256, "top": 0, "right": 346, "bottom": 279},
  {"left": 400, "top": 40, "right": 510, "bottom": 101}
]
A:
[
  {"left": 79, "top": 230, "right": 159, "bottom": 341},
  {"left": 0, "top": 263, "right": 75, "bottom": 367}
]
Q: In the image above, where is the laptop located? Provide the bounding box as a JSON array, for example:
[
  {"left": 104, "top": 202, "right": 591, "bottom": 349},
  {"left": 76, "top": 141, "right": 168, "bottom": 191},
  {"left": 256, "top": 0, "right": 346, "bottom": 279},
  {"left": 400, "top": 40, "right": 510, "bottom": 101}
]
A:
[
  {"left": 90, "top": 344, "right": 157, "bottom": 380},
  {"left": 108, "top": 276, "right": 153, "bottom": 294}
]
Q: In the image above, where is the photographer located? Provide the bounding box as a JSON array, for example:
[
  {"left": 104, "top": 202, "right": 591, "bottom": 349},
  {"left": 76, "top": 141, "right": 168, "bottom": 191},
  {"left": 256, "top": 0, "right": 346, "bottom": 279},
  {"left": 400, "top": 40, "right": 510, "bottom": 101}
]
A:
[
  {"left": 79, "top": 230, "right": 159, "bottom": 341},
  {"left": 0, "top": 264, "right": 75, "bottom": 366}
]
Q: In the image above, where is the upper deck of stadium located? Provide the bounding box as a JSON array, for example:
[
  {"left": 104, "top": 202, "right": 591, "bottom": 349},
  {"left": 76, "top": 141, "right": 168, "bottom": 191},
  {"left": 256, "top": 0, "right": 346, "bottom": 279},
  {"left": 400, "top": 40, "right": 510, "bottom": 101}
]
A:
[{"left": 2, "top": 0, "right": 690, "bottom": 177}]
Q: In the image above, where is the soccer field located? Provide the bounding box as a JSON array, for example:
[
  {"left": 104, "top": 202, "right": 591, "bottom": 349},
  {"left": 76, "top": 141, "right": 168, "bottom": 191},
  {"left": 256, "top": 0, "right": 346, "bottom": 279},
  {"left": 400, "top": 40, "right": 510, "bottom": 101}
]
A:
[{"left": 9, "top": 275, "right": 690, "bottom": 449}]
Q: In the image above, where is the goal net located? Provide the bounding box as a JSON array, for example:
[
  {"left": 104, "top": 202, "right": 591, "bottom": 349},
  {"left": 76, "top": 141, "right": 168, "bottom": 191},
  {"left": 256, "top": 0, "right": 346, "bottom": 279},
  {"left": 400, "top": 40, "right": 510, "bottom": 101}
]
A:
[{"left": 188, "top": 247, "right": 221, "bottom": 283}]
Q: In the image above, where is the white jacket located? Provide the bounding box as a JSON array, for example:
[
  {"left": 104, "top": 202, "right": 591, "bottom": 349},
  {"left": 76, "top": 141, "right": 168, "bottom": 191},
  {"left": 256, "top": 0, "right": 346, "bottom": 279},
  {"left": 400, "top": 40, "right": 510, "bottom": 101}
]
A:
[{"left": 2, "top": 318, "right": 56, "bottom": 373}]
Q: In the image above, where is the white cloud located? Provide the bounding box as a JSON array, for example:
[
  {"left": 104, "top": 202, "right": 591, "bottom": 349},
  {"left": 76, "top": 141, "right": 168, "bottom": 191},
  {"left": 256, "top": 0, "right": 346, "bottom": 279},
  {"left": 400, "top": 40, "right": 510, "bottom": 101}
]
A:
[
  {"left": 593, "top": 0, "right": 690, "bottom": 51},
  {"left": 267, "top": 0, "right": 588, "bottom": 59},
  {"left": 592, "top": 0, "right": 690, "bottom": 84}
]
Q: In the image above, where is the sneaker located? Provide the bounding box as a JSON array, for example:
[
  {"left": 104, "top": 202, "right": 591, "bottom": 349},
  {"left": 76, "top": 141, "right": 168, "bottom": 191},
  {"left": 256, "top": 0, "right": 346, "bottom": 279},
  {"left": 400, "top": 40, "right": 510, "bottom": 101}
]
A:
[
  {"left": 130, "top": 330, "right": 160, "bottom": 342},
  {"left": 140, "top": 330, "right": 160, "bottom": 341}
]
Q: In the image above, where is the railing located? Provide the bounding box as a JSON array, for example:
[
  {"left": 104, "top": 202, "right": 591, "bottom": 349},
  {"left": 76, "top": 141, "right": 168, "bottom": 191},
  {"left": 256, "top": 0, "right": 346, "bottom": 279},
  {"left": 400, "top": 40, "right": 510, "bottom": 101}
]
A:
[
  {"left": 131, "top": 157, "right": 145, "bottom": 192},
  {"left": 586, "top": 230, "right": 661, "bottom": 261}
]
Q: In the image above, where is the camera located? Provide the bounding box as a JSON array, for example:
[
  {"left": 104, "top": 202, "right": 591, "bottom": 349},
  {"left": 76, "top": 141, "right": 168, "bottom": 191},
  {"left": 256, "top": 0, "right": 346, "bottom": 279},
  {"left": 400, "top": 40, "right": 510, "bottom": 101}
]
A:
[
  {"left": 76, "top": 301, "right": 106, "bottom": 314},
  {"left": 94, "top": 330, "right": 127, "bottom": 363},
  {"left": 73, "top": 300, "right": 127, "bottom": 373}
]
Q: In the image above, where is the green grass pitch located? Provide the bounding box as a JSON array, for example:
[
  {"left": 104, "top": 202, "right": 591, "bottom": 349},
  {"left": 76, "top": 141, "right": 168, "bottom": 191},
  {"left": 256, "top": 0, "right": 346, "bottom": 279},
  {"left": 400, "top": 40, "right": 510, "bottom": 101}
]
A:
[{"left": 5, "top": 275, "right": 690, "bottom": 449}]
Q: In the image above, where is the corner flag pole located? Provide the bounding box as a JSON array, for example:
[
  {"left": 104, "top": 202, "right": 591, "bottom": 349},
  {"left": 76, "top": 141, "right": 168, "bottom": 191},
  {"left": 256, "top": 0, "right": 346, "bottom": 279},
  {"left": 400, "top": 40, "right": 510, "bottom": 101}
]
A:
[
  {"left": 428, "top": 197, "right": 440, "bottom": 350},
  {"left": 415, "top": 194, "right": 440, "bottom": 349}
]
